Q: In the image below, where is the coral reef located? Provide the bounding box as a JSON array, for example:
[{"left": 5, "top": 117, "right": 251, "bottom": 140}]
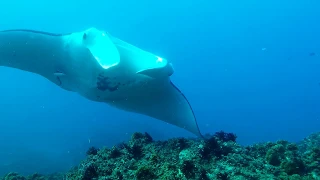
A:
[
  {"left": 1, "top": 172, "right": 64, "bottom": 180},
  {"left": 2, "top": 131, "right": 320, "bottom": 180}
]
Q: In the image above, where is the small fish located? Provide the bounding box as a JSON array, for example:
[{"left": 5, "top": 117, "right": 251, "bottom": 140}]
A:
[{"left": 309, "top": 52, "right": 316, "bottom": 56}]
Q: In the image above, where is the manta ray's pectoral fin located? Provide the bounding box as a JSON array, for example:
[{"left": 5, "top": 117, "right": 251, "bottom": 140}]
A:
[{"left": 108, "top": 80, "right": 203, "bottom": 137}]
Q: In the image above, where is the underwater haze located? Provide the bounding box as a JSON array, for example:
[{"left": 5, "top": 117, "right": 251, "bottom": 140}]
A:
[{"left": 0, "top": 0, "right": 319, "bottom": 176}]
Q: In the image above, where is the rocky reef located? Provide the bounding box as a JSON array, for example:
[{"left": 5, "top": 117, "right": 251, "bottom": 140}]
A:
[{"left": 1, "top": 131, "right": 320, "bottom": 180}]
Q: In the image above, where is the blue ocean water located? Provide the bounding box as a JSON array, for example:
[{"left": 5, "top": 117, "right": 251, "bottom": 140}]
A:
[{"left": 0, "top": 0, "right": 319, "bottom": 176}]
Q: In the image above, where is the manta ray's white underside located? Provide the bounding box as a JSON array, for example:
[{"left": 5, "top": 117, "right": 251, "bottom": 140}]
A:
[{"left": 0, "top": 27, "right": 203, "bottom": 137}]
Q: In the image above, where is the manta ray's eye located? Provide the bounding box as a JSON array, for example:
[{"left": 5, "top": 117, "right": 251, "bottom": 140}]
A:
[{"left": 83, "top": 33, "right": 87, "bottom": 40}]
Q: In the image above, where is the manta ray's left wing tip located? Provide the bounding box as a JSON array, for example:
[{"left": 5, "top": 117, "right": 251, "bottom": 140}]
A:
[{"left": 168, "top": 81, "right": 203, "bottom": 137}]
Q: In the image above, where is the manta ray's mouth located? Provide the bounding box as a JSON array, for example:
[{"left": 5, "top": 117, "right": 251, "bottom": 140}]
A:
[{"left": 137, "top": 61, "right": 174, "bottom": 79}]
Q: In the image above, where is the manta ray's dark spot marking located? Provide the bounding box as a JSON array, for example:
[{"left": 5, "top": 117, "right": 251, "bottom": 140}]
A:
[
  {"left": 83, "top": 33, "right": 87, "bottom": 40},
  {"left": 96, "top": 74, "right": 120, "bottom": 92},
  {"left": 0, "top": 29, "right": 71, "bottom": 36}
]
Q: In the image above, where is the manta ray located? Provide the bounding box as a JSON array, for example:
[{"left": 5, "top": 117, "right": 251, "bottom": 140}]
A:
[{"left": 0, "top": 27, "right": 202, "bottom": 137}]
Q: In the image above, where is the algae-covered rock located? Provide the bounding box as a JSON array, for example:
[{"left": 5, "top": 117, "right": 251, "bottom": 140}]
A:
[
  {"left": 3, "top": 172, "right": 26, "bottom": 180},
  {"left": 2, "top": 131, "right": 320, "bottom": 180},
  {"left": 266, "top": 143, "right": 286, "bottom": 166}
]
